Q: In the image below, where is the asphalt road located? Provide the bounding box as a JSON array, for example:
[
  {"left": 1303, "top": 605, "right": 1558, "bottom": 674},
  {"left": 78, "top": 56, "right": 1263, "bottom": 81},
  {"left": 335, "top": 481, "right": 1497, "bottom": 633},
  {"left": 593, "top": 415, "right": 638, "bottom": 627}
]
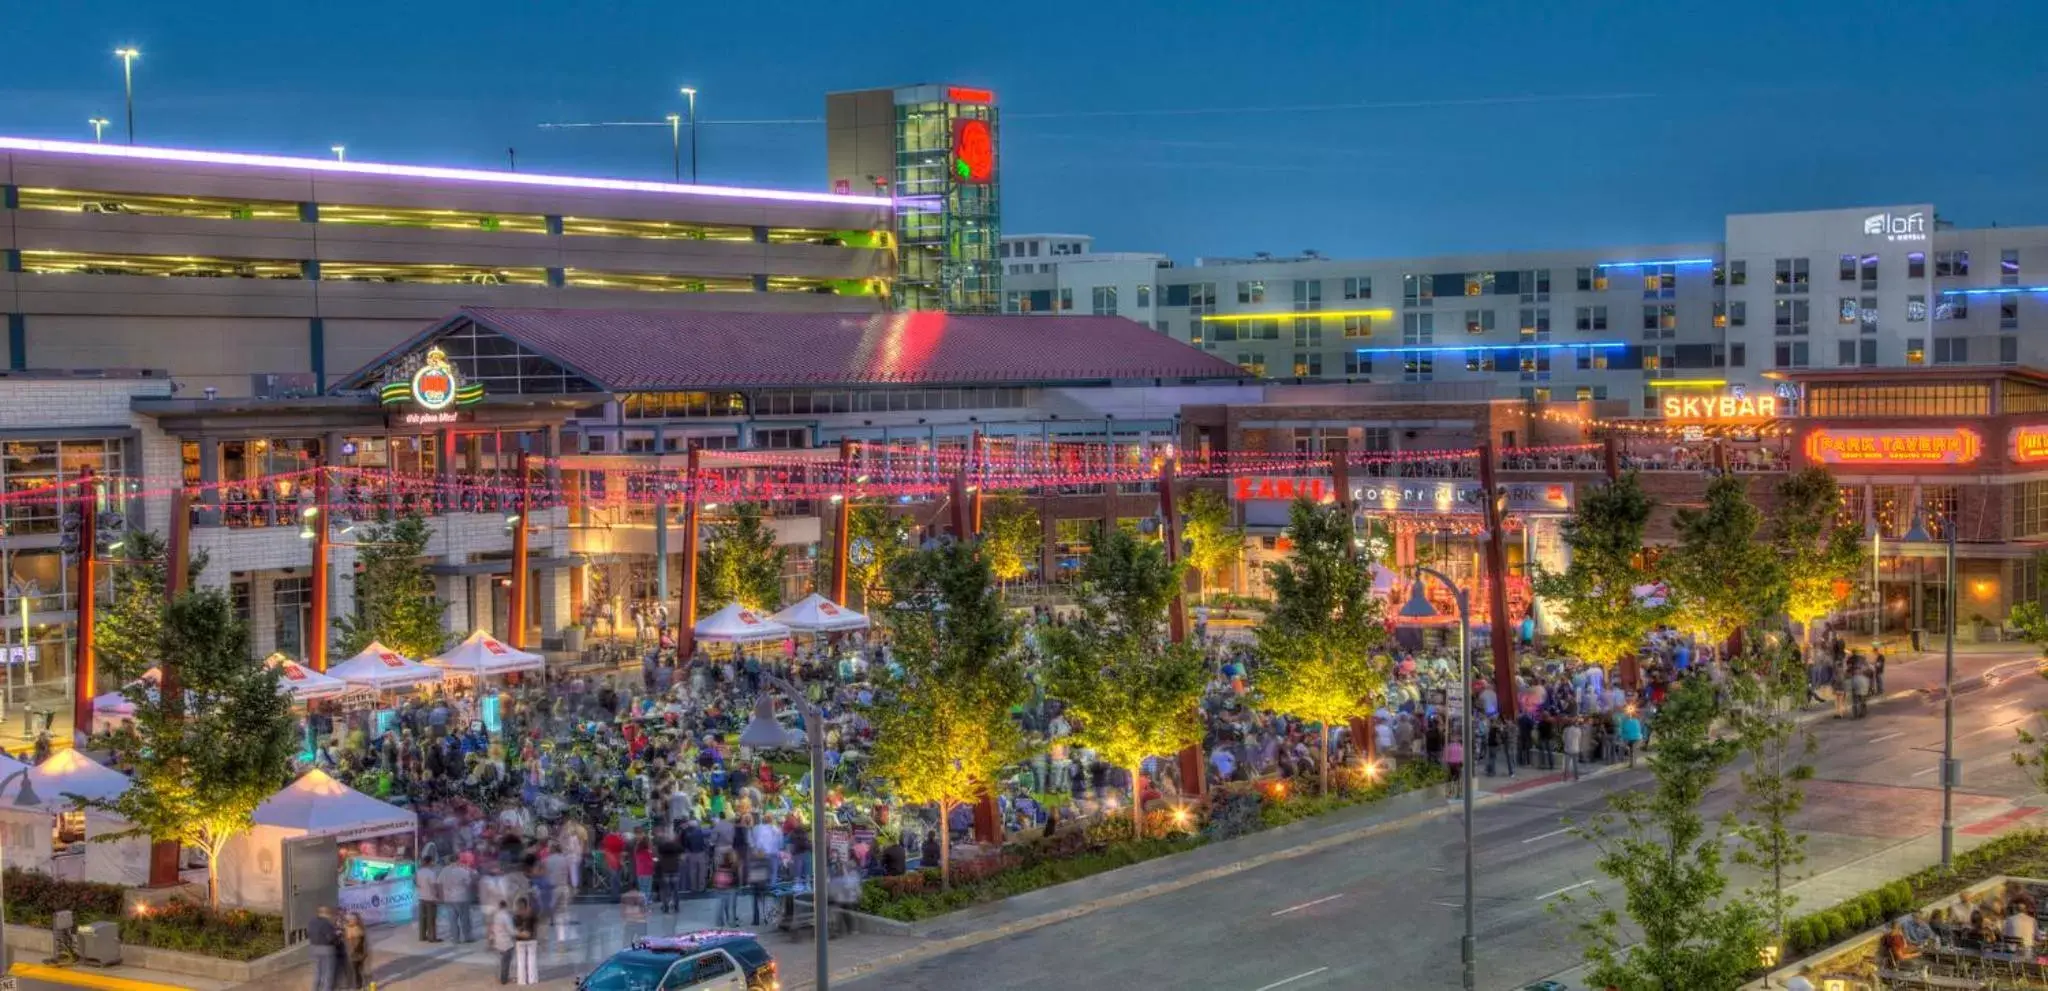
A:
[{"left": 843, "top": 647, "right": 2048, "bottom": 991}]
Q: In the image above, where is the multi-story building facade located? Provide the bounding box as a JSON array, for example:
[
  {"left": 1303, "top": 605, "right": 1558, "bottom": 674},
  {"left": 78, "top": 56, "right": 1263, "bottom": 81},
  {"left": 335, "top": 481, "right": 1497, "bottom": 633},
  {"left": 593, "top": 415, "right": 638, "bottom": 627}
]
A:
[
  {"left": 827, "top": 85, "right": 1000, "bottom": 313},
  {"left": 0, "top": 136, "right": 894, "bottom": 398},
  {"left": 1007, "top": 206, "right": 2048, "bottom": 415},
  {"left": 1000, "top": 233, "right": 1169, "bottom": 318}
]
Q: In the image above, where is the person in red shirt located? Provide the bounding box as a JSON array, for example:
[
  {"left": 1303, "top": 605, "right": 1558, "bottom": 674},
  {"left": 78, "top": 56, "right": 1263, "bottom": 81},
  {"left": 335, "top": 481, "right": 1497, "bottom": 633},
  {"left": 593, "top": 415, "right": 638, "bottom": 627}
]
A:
[{"left": 600, "top": 831, "right": 627, "bottom": 894}]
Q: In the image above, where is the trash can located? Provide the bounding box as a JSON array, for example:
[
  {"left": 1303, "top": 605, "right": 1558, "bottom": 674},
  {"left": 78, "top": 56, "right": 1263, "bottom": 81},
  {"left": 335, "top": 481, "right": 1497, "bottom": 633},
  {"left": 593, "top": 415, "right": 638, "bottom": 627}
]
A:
[{"left": 77, "top": 921, "right": 121, "bottom": 966}]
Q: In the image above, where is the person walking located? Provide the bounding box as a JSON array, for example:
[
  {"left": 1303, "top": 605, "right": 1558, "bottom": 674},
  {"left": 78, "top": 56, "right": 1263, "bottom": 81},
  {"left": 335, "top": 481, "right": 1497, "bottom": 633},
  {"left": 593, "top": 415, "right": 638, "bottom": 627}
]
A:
[
  {"left": 712, "top": 846, "right": 741, "bottom": 926},
  {"left": 1873, "top": 647, "right": 1888, "bottom": 695},
  {"left": 416, "top": 854, "right": 442, "bottom": 943},
  {"left": 341, "top": 911, "right": 370, "bottom": 990},
  {"left": 1850, "top": 662, "right": 1872, "bottom": 719},
  {"left": 681, "top": 818, "right": 709, "bottom": 895},
  {"left": 440, "top": 856, "right": 477, "bottom": 944},
  {"left": 488, "top": 900, "right": 517, "bottom": 986},
  {"left": 308, "top": 906, "right": 340, "bottom": 991},
  {"left": 1443, "top": 728, "right": 1464, "bottom": 795},
  {"left": 1562, "top": 718, "right": 1584, "bottom": 782},
  {"left": 512, "top": 895, "right": 540, "bottom": 986}
]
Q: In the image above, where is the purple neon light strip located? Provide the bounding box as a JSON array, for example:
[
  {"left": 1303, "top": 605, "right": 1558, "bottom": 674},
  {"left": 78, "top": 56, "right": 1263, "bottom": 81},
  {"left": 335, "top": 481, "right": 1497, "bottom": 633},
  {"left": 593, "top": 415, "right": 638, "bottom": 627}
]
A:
[{"left": 0, "top": 136, "right": 892, "bottom": 209}]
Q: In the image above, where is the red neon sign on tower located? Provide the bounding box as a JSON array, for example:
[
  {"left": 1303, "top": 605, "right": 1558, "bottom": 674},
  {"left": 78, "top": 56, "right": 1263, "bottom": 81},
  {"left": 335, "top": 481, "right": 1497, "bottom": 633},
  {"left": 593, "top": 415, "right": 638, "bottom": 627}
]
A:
[{"left": 951, "top": 119, "right": 994, "bottom": 184}]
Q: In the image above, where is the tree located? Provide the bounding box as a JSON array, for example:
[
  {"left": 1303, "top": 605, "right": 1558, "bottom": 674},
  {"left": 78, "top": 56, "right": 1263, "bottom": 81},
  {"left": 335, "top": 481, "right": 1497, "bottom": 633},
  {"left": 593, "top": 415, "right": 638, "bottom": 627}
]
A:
[
  {"left": 1663, "top": 473, "right": 1782, "bottom": 646},
  {"left": 1181, "top": 487, "right": 1243, "bottom": 602},
  {"left": 1727, "top": 643, "right": 1817, "bottom": 944},
  {"left": 865, "top": 538, "right": 1027, "bottom": 888},
  {"left": 2013, "top": 599, "right": 2048, "bottom": 658},
  {"left": 1564, "top": 676, "right": 1769, "bottom": 990},
  {"left": 1044, "top": 528, "right": 1206, "bottom": 838},
  {"left": 979, "top": 496, "right": 1041, "bottom": 591},
  {"left": 1534, "top": 472, "right": 1668, "bottom": 677},
  {"left": 95, "top": 529, "right": 208, "bottom": 685},
  {"left": 1771, "top": 467, "right": 1866, "bottom": 647},
  {"left": 698, "top": 502, "right": 786, "bottom": 611},
  {"left": 840, "top": 504, "right": 913, "bottom": 611},
  {"left": 91, "top": 589, "right": 296, "bottom": 908},
  {"left": 1254, "top": 499, "right": 1389, "bottom": 795},
  {"left": 332, "top": 514, "right": 449, "bottom": 660}
]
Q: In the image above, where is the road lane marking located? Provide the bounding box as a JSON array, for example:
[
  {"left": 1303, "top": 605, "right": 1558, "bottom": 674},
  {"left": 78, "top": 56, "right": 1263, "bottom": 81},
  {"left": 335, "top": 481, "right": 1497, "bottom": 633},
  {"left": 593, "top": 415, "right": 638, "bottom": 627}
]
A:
[
  {"left": 1961, "top": 719, "right": 2024, "bottom": 739},
  {"left": 1523, "top": 827, "right": 1573, "bottom": 844},
  {"left": 1537, "top": 879, "right": 1596, "bottom": 901},
  {"left": 1254, "top": 967, "right": 1329, "bottom": 991},
  {"left": 1912, "top": 764, "right": 1939, "bottom": 777},
  {"left": 1271, "top": 894, "right": 1344, "bottom": 917},
  {"left": 1868, "top": 731, "right": 1905, "bottom": 744}
]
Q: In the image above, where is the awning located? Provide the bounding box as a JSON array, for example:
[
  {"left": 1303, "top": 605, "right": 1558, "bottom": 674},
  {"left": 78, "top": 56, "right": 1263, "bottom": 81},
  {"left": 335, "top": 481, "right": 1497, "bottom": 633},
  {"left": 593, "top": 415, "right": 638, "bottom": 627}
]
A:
[
  {"left": 769, "top": 593, "right": 870, "bottom": 633},
  {"left": 693, "top": 602, "right": 791, "bottom": 644}
]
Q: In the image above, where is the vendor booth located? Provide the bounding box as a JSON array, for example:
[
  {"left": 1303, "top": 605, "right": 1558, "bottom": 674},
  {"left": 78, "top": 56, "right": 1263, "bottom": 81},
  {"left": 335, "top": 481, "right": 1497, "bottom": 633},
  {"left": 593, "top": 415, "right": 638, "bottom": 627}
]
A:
[
  {"left": 325, "top": 642, "right": 441, "bottom": 692},
  {"left": 427, "top": 631, "right": 544, "bottom": 734},
  {"left": 218, "top": 769, "right": 418, "bottom": 925},
  {"left": 88, "top": 667, "right": 160, "bottom": 735},
  {"left": 692, "top": 603, "right": 791, "bottom": 646},
  {"left": 769, "top": 594, "right": 870, "bottom": 634},
  {"left": 0, "top": 750, "right": 148, "bottom": 885},
  {"left": 266, "top": 654, "right": 347, "bottom": 702}
]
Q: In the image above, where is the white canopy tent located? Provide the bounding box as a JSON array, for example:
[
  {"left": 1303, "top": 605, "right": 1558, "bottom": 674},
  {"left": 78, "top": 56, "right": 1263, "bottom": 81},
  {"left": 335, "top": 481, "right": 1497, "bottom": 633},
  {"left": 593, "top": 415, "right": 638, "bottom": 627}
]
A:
[
  {"left": 426, "top": 630, "right": 545, "bottom": 680},
  {"left": 89, "top": 667, "right": 160, "bottom": 733},
  {"left": 218, "top": 769, "right": 417, "bottom": 915},
  {"left": 266, "top": 654, "right": 348, "bottom": 702},
  {"left": 693, "top": 603, "right": 791, "bottom": 645},
  {"left": 325, "top": 642, "right": 442, "bottom": 691},
  {"left": 769, "top": 593, "right": 870, "bottom": 633},
  {"left": 0, "top": 749, "right": 147, "bottom": 885}
]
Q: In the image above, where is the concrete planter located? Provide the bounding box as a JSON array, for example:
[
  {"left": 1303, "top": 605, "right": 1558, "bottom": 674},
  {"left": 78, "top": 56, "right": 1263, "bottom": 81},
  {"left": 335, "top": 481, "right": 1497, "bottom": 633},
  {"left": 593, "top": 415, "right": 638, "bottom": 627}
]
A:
[{"left": 2, "top": 921, "right": 303, "bottom": 984}]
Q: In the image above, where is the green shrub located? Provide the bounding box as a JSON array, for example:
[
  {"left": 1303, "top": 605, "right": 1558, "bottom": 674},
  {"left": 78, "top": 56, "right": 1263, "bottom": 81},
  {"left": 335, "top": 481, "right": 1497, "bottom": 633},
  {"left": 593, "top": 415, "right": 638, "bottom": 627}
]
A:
[
  {"left": 1859, "top": 893, "right": 1884, "bottom": 926},
  {"left": 1820, "top": 910, "right": 1847, "bottom": 942},
  {"left": 2, "top": 868, "right": 283, "bottom": 961}
]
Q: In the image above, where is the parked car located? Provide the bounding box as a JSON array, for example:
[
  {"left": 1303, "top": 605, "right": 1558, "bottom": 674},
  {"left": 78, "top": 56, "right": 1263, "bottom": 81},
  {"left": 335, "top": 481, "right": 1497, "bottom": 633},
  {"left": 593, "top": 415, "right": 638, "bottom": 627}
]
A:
[{"left": 577, "top": 930, "right": 778, "bottom": 991}]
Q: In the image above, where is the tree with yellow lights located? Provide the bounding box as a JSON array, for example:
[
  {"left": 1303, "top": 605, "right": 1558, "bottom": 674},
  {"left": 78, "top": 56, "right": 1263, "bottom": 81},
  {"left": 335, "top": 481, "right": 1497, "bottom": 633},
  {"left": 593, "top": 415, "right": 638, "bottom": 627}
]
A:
[
  {"left": 1770, "top": 468, "right": 1866, "bottom": 648},
  {"left": 1534, "top": 472, "right": 1669, "bottom": 673},
  {"left": 1664, "top": 473, "right": 1783, "bottom": 645},
  {"left": 979, "top": 495, "right": 1041, "bottom": 592},
  {"left": 1045, "top": 528, "right": 1206, "bottom": 839}
]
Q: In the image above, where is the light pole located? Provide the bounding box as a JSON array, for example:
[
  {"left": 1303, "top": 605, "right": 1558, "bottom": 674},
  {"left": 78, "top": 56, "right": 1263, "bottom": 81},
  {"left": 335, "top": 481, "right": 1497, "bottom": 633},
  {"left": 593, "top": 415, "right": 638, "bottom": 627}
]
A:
[
  {"left": 88, "top": 118, "right": 110, "bottom": 143},
  {"left": 1903, "top": 506, "right": 1956, "bottom": 868},
  {"left": 665, "top": 113, "right": 682, "bottom": 182},
  {"left": 330, "top": 145, "right": 346, "bottom": 162},
  {"left": 0, "top": 765, "right": 43, "bottom": 974},
  {"left": 113, "top": 48, "right": 139, "bottom": 143},
  {"left": 740, "top": 679, "right": 830, "bottom": 990},
  {"left": 680, "top": 87, "right": 698, "bottom": 183},
  {"left": 4, "top": 579, "right": 39, "bottom": 721},
  {"left": 1402, "top": 567, "right": 1475, "bottom": 991},
  {"left": 1869, "top": 522, "right": 1881, "bottom": 648}
]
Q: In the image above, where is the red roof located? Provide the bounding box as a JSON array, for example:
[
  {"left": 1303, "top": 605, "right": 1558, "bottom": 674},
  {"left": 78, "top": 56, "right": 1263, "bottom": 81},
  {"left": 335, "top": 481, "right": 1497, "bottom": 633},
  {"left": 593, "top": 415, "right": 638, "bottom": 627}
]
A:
[{"left": 442, "top": 307, "right": 1247, "bottom": 388}]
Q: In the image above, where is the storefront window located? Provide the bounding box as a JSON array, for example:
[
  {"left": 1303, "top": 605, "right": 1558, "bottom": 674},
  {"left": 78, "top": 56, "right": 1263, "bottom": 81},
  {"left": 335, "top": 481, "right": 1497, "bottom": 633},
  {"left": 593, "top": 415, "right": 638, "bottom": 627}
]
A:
[
  {"left": 1804, "top": 383, "right": 1991, "bottom": 417},
  {"left": 273, "top": 577, "right": 313, "bottom": 659}
]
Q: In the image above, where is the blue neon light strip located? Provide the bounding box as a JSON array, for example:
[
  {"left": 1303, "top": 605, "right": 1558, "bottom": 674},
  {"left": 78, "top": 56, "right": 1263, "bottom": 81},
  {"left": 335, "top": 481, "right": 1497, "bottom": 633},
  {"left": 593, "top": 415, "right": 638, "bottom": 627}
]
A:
[
  {"left": 1353, "top": 340, "right": 1627, "bottom": 355},
  {"left": 1594, "top": 257, "right": 1717, "bottom": 269},
  {"left": 1939, "top": 286, "right": 2048, "bottom": 296}
]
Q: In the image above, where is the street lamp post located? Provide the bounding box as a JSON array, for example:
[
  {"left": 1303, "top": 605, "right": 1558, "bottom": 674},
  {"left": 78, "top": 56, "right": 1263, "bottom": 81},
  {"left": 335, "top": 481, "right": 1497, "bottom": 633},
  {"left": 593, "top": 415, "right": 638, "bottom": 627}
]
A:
[
  {"left": 1402, "top": 568, "right": 1475, "bottom": 991},
  {"left": 680, "top": 88, "right": 698, "bottom": 183},
  {"left": 88, "top": 118, "right": 110, "bottom": 143},
  {"left": 1903, "top": 507, "right": 1957, "bottom": 869},
  {"left": 0, "top": 766, "right": 43, "bottom": 974},
  {"left": 665, "top": 114, "right": 682, "bottom": 182},
  {"left": 740, "top": 677, "right": 830, "bottom": 990},
  {"left": 113, "top": 48, "right": 139, "bottom": 143}
]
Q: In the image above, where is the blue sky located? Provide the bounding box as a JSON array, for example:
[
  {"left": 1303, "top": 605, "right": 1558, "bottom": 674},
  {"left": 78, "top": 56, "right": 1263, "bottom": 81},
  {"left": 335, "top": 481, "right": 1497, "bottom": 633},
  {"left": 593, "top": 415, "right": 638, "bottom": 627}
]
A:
[{"left": 3, "top": 0, "right": 2044, "bottom": 260}]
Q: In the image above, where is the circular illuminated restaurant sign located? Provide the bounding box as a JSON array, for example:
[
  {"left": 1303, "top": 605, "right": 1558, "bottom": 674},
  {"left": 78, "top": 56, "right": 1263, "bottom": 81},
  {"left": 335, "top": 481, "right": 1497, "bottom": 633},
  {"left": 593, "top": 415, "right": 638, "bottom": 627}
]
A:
[
  {"left": 1803, "top": 427, "right": 1982, "bottom": 465},
  {"left": 2013, "top": 425, "right": 2048, "bottom": 464},
  {"left": 951, "top": 119, "right": 994, "bottom": 184},
  {"left": 380, "top": 346, "right": 484, "bottom": 414}
]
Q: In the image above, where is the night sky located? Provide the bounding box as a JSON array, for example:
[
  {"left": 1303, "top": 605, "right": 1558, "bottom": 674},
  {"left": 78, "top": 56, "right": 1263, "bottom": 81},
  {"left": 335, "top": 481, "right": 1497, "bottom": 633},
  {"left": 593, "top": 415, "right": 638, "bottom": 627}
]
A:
[{"left": 4, "top": 0, "right": 2044, "bottom": 260}]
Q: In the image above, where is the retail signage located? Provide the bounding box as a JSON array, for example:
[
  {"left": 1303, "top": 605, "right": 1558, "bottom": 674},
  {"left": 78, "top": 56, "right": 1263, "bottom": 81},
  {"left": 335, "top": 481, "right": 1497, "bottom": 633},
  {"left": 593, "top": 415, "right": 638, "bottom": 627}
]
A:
[
  {"left": 951, "top": 119, "right": 994, "bottom": 184},
  {"left": 1804, "top": 427, "right": 1981, "bottom": 465},
  {"left": 380, "top": 346, "right": 483, "bottom": 411},
  {"left": 1660, "top": 392, "right": 1780, "bottom": 421},
  {"left": 0, "top": 646, "right": 38, "bottom": 667},
  {"left": 2012, "top": 425, "right": 2048, "bottom": 464},
  {"left": 1351, "top": 481, "right": 1575, "bottom": 515},
  {"left": 387, "top": 410, "right": 473, "bottom": 428},
  {"left": 1230, "top": 476, "right": 1336, "bottom": 503},
  {"left": 1862, "top": 209, "right": 1928, "bottom": 243}
]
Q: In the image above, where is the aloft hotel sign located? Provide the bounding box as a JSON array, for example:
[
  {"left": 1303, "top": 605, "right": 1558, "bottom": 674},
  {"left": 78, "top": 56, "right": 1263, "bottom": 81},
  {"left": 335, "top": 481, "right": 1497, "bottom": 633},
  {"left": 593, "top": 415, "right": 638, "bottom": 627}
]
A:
[{"left": 1863, "top": 209, "right": 1928, "bottom": 243}]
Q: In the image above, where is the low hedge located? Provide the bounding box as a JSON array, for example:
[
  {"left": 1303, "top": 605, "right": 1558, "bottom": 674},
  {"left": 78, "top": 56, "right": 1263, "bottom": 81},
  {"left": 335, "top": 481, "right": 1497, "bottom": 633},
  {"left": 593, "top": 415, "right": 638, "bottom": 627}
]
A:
[
  {"left": 858, "top": 758, "right": 1448, "bottom": 922},
  {"left": 1777, "top": 829, "right": 2048, "bottom": 959},
  {"left": 4, "top": 868, "right": 286, "bottom": 962}
]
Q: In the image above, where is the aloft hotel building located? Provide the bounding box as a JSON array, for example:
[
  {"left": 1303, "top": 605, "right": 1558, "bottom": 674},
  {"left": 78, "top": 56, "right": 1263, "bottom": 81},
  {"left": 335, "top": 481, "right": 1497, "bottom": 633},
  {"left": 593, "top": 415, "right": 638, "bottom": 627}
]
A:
[{"left": 1004, "top": 205, "right": 2048, "bottom": 415}]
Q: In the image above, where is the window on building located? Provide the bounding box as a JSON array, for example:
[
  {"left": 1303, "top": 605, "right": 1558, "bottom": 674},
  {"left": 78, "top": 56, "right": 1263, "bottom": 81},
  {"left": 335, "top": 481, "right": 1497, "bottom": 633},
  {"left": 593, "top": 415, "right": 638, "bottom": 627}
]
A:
[
  {"left": 1521, "top": 269, "right": 1551, "bottom": 302},
  {"left": 1642, "top": 304, "right": 1677, "bottom": 339},
  {"left": 1236, "top": 353, "right": 1267, "bottom": 377},
  {"left": 1575, "top": 305, "right": 1608, "bottom": 332},
  {"left": 1003, "top": 291, "right": 1022, "bottom": 314},
  {"left": 1774, "top": 298, "right": 1810, "bottom": 336},
  {"left": 1906, "top": 338, "right": 1926, "bottom": 364},
  {"left": 1519, "top": 308, "right": 1551, "bottom": 341},
  {"left": 1773, "top": 341, "right": 1810, "bottom": 368},
  {"left": 2003, "top": 335, "right": 2020, "bottom": 365},
  {"left": 1575, "top": 267, "right": 1594, "bottom": 291},
  {"left": 2004, "top": 249, "right": 2021, "bottom": 286},
  {"left": 1937, "top": 295, "right": 1968, "bottom": 321},
  {"left": 1344, "top": 353, "right": 1372, "bottom": 376},
  {"left": 1729, "top": 301, "right": 1746, "bottom": 327},
  {"left": 1058, "top": 287, "right": 1073, "bottom": 311},
  {"left": 1575, "top": 350, "right": 1608, "bottom": 371},
  {"left": 1839, "top": 254, "right": 1858, "bottom": 282},
  {"left": 1402, "top": 273, "right": 1433, "bottom": 307},
  {"left": 1190, "top": 282, "right": 1217, "bottom": 313},
  {"left": 1909, "top": 252, "right": 1926, "bottom": 279},
  {"left": 1728, "top": 343, "right": 1746, "bottom": 367},
  {"left": 1465, "top": 309, "right": 1495, "bottom": 334},
  {"left": 2003, "top": 297, "right": 2020, "bottom": 330},
  {"left": 1860, "top": 296, "right": 1877, "bottom": 333},
  {"left": 1136, "top": 285, "right": 1151, "bottom": 308},
  {"left": 1936, "top": 250, "right": 1970, "bottom": 277},
  {"left": 1465, "top": 352, "right": 1496, "bottom": 373},
  {"left": 1713, "top": 301, "right": 1728, "bottom": 328},
  {"left": 1292, "top": 279, "right": 1322, "bottom": 311},
  {"left": 1836, "top": 339, "right": 1878, "bottom": 367},
  {"left": 1403, "top": 312, "right": 1434, "bottom": 345},
  {"left": 2014, "top": 480, "right": 2048, "bottom": 538},
  {"left": 1403, "top": 356, "right": 1434, "bottom": 382},
  {"left": 1292, "top": 353, "right": 1322, "bottom": 377},
  {"left": 1728, "top": 260, "right": 1747, "bottom": 286},
  {"left": 1908, "top": 294, "right": 1928, "bottom": 322},
  {"left": 1642, "top": 264, "right": 1676, "bottom": 299},
  {"left": 1091, "top": 286, "right": 1118, "bottom": 316},
  {"left": 1292, "top": 318, "right": 1322, "bottom": 347},
  {"left": 1933, "top": 338, "right": 1969, "bottom": 365},
  {"left": 1861, "top": 255, "right": 1879, "bottom": 290},
  {"left": 1342, "top": 315, "right": 1373, "bottom": 338},
  {"left": 1465, "top": 271, "right": 1495, "bottom": 296},
  {"left": 1774, "top": 257, "right": 1810, "bottom": 294},
  {"left": 1237, "top": 280, "right": 1266, "bottom": 304},
  {"left": 1343, "top": 276, "right": 1372, "bottom": 300}
]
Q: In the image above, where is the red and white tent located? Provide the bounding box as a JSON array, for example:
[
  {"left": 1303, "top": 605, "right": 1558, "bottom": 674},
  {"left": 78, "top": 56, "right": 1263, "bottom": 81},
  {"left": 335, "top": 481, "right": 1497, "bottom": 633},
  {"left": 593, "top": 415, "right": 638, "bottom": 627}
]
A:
[
  {"left": 427, "top": 630, "right": 545, "bottom": 679},
  {"left": 265, "top": 654, "right": 348, "bottom": 701},
  {"left": 325, "top": 641, "right": 442, "bottom": 691},
  {"left": 769, "top": 593, "right": 869, "bottom": 633},
  {"left": 692, "top": 603, "right": 791, "bottom": 645}
]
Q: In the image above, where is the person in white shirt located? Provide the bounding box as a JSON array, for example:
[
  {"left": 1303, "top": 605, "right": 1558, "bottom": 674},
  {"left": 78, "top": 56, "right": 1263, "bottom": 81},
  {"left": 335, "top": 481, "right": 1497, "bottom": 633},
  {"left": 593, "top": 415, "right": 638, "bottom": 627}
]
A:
[
  {"left": 751, "top": 817, "right": 785, "bottom": 885},
  {"left": 2005, "top": 903, "right": 2037, "bottom": 947}
]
